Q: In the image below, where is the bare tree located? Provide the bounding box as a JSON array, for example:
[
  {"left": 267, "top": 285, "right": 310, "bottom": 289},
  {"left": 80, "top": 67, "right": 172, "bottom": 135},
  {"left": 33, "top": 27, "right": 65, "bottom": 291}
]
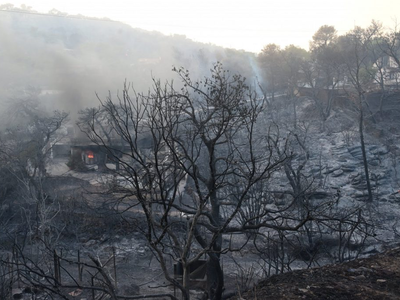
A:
[
  {"left": 1, "top": 242, "right": 179, "bottom": 300},
  {"left": 0, "top": 98, "right": 69, "bottom": 247},
  {"left": 79, "top": 63, "right": 319, "bottom": 299},
  {"left": 338, "top": 26, "right": 378, "bottom": 202}
]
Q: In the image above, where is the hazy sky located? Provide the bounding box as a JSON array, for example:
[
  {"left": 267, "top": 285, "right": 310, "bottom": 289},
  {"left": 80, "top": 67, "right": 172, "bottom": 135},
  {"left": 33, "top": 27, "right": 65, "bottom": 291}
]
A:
[{"left": 3, "top": 0, "right": 400, "bottom": 52}]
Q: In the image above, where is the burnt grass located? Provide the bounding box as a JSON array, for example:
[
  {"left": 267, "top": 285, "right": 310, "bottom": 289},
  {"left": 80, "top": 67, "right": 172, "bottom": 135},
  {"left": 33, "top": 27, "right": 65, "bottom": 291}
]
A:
[{"left": 233, "top": 247, "right": 400, "bottom": 300}]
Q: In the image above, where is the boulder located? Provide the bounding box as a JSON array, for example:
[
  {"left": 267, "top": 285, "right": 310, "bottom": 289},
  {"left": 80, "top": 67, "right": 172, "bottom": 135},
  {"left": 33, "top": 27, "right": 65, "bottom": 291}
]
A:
[
  {"left": 332, "top": 169, "right": 344, "bottom": 177},
  {"left": 371, "top": 146, "right": 389, "bottom": 156}
]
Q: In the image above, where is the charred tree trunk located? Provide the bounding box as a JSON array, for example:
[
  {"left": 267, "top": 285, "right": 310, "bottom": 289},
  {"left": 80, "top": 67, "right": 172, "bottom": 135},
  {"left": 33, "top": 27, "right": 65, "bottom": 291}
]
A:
[
  {"left": 359, "top": 94, "right": 373, "bottom": 202},
  {"left": 207, "top": 255, "right": 224, "bottom": 300},
  {"left": 194, "top": 225, "right": 224, "bottom": 300}
]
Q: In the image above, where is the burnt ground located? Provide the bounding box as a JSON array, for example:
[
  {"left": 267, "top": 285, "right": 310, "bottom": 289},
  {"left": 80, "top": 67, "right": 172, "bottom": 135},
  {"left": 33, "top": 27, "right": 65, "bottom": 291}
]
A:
[{"left": 233, "top": 247, "right": 400, "bottom": 300}]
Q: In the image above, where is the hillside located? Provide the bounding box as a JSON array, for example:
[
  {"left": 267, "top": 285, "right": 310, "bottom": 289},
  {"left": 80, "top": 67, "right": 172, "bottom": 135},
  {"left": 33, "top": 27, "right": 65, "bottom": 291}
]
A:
[
  {"left": 0, "top": 8, "right": 259, "bottom": 115},
  {"left": 223, "top": 91, "right": 400, "bottom": 299}
]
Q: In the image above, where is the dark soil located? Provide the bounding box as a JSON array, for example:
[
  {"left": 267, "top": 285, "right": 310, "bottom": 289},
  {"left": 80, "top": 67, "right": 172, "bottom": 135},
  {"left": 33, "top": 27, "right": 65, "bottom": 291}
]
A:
[{"left": 234, "top": 247, "right": 400, "bottom": 300}]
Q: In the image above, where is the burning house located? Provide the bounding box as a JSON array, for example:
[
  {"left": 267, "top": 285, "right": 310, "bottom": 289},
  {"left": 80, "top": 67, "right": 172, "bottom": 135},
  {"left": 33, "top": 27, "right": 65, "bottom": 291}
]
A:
[{"left": 70, "top": 143, "right": 107, "bottom": 166}]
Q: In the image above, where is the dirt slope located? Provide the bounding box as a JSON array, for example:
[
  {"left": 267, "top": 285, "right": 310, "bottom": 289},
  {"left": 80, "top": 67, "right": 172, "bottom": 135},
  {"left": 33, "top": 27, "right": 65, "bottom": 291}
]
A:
[{"left": 235, "top": 247, "right": 400, "bottom": 300}]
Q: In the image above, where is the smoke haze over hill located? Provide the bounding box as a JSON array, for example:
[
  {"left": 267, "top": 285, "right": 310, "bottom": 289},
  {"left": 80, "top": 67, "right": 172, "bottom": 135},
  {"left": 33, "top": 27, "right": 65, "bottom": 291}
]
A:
[{"left": 0, "top": 9, "right": 260, "bottom": 118}]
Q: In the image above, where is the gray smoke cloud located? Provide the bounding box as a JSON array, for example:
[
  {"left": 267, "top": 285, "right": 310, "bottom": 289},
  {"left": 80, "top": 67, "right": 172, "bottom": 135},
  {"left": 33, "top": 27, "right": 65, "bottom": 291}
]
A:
[{"left": 0, "top": 9, "right": 260, "bottom": 124}]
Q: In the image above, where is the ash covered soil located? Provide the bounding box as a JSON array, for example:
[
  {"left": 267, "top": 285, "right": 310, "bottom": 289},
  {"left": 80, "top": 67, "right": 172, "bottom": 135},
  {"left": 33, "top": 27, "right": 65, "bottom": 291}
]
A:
[{"left": 234, "top": 246, "right": 400, "bottom": 300}]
